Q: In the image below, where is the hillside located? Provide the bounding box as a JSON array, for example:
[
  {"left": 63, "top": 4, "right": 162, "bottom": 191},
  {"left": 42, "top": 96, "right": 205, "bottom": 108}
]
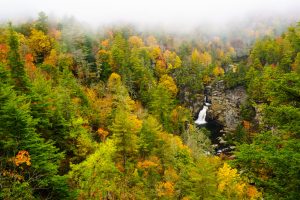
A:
[{"left": 0, "top": 13, "right": 299, "bottom": 200}]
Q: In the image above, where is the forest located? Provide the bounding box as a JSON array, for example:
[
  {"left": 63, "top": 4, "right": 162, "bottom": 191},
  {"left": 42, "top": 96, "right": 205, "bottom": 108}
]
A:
[{"left": 0, "top": 11, "right": 299, "bottom": 200}]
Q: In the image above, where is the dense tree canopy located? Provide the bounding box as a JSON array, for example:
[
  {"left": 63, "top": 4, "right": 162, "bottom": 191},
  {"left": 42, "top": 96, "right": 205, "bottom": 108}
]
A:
[{"left": 0, "top": 13, "right": 299, "bottom": 200}]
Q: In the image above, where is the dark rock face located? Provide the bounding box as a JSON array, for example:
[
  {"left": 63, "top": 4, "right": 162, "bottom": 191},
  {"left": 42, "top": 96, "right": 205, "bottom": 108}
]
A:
[
  {"left": 191, "top": 80, "right": 246, "bottom": 154},
  {"left": 188, "top": 80, "right": 247, "bottom": 131},
  {"left": 208, "top": 80, "right": 247, "bottom": 131}
]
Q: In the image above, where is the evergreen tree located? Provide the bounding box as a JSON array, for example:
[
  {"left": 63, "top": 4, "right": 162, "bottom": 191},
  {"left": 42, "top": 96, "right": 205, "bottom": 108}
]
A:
[
  {"left": 234, "top": 132, "right": 300, "bottom": 200},
  {"left": 68, "top": 140, "right": 120, "bottom": 199},
  {"left": 148, "top": 85, "right": 174, "bottom": 131},
  {"left": 109, "top": 108, "right": 142, "bottom": 173},
  {"left": 111, "top": 32, "right": 128, "bottom": 74},
  {"left": 138, "top": 116, "right": 162, "bottom": 158},
  {"left": 35, "top": 11, "right": 48, "bottom": 34},
  {"left": 7, "top": 23, "right": 28, "bottom": 91},
  {"left": 0, "top": 72, "right": 68, "bottom": 199}
]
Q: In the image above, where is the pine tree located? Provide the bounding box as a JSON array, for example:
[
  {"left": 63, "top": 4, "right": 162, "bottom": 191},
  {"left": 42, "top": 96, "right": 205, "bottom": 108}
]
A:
[
  {"left": 7, "top": 23, "right": 28, "bottom": 91},
  {"left": 35, "top": 11, "right": 48, "bottom": 34},
  {"left": 138, "top": 116, "right": 162, "bottom": 157},
  {"left": 111, "top": 32, "right": 128, "bottom": 74},
  {"left": 148, "top": 85, "right": 174, "bottom": 131},
  {"left": 110, "top": 108, "right": 142, "bottom": 173},
  {"left": 0, "top": 74, "right": 67, "bottom": 199},
  {"left": 68, "top": 140, "right": 120, "bottom": 199}
]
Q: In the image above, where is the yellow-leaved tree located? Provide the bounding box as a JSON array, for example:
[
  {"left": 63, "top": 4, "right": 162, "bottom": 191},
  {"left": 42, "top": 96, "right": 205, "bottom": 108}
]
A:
[
  {"left": 191, "top": 49, "right": 212, "bottom": 67},
  {"left": 213, "top": 66, "right": 225, "bottom": 76},
  {"left": 155, "top": 59, "right": 167, "bottom": 76},
  {"left": 43, "top": 49, "right": 58, "bottom": 67},
  {"left": 199, "top": 51, "right": 212, "bottom": 67},
  {"left": 146, "top": 35, "right": 158, "bottom": 47},
  {"left": 150, "top": 46, "right": 161, "bottom": 60},
  {"left": 108, "top": 72, "right": 122, "bottom": 91},
  {"left": 191, "top": 49, "right": 201, "bottom": 66},
  {"left": 164, "top": 50, "right": 182, "bottom": 70},
  {"left": 217, "top": 163, "right": 261, "bottom": 199},
  {"left": 128, "top": 35, "right": 144, "bottom": 48},
  {"left": 158, "top": 74, "right": 178, "bottom": 96},
  {"left": 156, "top": 181, "right": 175, "bottom": 198},
  {"left": 28, "top": 29, "right": 53, "bottom": 63}
]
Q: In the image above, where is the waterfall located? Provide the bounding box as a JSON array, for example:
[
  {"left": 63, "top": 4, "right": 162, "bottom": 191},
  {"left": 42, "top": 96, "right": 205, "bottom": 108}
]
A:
[
  {"left": 195, "top": 94, "right": 211, "bottom": 125},
  {"left": 195, "top": 105, "right": 208, "bottom": 125},
  {"left": 204, "top": 96, "right": 211, "bottom": 106}
]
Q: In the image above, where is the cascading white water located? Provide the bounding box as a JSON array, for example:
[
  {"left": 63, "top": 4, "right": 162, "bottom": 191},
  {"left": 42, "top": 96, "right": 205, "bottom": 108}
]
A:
[{"left": 195, "top": 105, "right": 208, "bottom": 125}]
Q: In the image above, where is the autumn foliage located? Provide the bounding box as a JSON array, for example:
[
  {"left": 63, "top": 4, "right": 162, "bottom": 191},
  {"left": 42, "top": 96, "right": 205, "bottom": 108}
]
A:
[
  {"left": 1, "top": 13, "right": 299, "bottom": 200},
  {"left": 217, "top": 163, "right": 261, "bottom": 199},
  {"left": 14, "top": 150, "right": 31, "bottom": 166}
]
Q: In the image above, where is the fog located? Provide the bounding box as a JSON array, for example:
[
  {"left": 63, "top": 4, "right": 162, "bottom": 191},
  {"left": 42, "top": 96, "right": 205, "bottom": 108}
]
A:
[{"left": 1, "top": 0, "right": 300, "bottom": 32}]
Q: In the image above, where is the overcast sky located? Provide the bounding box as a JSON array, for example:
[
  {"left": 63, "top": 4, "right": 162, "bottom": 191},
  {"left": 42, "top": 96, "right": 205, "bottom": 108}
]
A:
[{"left": 1, "top": 0, "right": 300, "bottom": 30}]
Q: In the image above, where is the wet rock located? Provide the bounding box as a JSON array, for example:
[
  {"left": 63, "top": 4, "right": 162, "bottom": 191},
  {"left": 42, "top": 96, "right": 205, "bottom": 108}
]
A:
[
  {"left": 185, "top": 80, "right": 247, "bottom": 132},
  {"left": 209, "top": 81, "right": 247, "bottom": 131}
]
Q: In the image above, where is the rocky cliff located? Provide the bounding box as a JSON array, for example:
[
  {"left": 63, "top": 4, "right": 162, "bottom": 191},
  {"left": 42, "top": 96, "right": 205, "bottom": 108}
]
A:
[{"left": 207, "top": 80, "right": 247, "bottom": 131}]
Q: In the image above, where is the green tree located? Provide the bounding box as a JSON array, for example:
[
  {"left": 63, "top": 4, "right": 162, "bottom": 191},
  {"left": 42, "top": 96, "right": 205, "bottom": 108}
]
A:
[
  {"left": 0, "top": 75, "right": 68, "bottom": 199},
  {"left": 174, "top": 62, "right": 204, "bottom": 104},
  {"left": 234, "top": 132, "right": 300, "bottom": 200},
  {"left": 111, "top": 32, "right": 128, "bottom": 75},
  {"left": 182, "top": 125, "right": 212, "bottom": 158},
  {"left": 69, "top": 140, "right": 120, "bottom": 199},
  {"left": 128, "top": 47, "right": 155, "bottom": 100},
  {"left": 110, "top": 108, "right": 142, "bottom": 173},
  {"left": 286, "top": 25, "right": 300, "bottom": 53},
  {"left": 176, "top": 157, "right": 222, "bottom": 199},
  {"left": 35, "top": 11, "right": 48, "bottom": 34},
  {"left": 279, "top": 38, "right": 293, "bottom": 72},
  {"left": 292, "top": 52, "right": 300, "bottom": 74},
  {"left": 148, "top": 85, "right": 174, "bottom": 131},
  {"left": 7, "top": 23, "right": 28, "bottom": 91},
  {"left": 138, "top": 116, "right": 162, "bottom": 158},
  {"left": 97, "top": 49, "right": 112, "bottom": 81},
  {"left": 250, "top": 38, "right": 280, "bottom": 66}
]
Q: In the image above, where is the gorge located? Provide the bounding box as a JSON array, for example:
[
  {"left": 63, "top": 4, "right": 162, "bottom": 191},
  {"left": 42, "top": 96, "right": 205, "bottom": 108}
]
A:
[{"left": 194, "top": 82, "right": 247, "bottom": 154}]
